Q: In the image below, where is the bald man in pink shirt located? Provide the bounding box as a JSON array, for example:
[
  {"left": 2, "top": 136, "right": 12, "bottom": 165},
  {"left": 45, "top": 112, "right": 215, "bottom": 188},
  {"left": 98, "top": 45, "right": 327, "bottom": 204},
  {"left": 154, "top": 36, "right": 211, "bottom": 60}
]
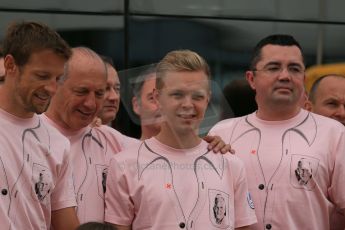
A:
[
  {"left": 306, "top": 74, "right": 345, "bottom": 126},
  {"left": 305, "top": 74, "right": 345, "bottom": 229},
  {"left": 210, "top": 35, "right": 345, "bottom": 230},
  {"left": 43, "top": 47, "right": 139, "bottom": 224}
]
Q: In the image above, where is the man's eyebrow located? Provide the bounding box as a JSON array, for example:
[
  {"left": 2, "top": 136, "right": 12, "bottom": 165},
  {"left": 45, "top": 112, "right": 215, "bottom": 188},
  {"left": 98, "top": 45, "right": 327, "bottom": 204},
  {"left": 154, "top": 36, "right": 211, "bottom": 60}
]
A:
[
  {"left": 263, "top": 61, "right": 281, "bottom": 67},
  {"left": 323, "top": 97, "right": 339, "bottom": 102},
  {"left": 288, "top": 62, "right": 304, "bottom": 67}
]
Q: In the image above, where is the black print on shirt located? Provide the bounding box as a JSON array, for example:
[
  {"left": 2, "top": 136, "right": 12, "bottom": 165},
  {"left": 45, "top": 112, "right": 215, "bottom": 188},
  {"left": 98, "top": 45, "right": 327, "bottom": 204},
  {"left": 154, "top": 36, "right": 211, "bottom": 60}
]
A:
[
  {"left": 295, "top": 158, "right": 313, "bottom": 185},
  {"left": 102, "top": 168, "right": 108, "bottom": 193},
  {"left": 209, "top": 189, "right": 230, "bottom": 228},
  {"left": 290, "top": 154, "right": 319, "bottom": 190},
  {"left": 95, "top": 164, "right": 108, "bottom": 198},
  {"left": 32, "top": 163, "right": 52, "bottom": 202}
]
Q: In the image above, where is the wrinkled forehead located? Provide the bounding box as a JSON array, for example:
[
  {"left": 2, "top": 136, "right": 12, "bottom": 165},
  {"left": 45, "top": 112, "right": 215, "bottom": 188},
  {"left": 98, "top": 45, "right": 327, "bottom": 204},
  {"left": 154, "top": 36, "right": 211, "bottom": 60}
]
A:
[
  {"left": 71, "top": 52, "right": 104, "bottom": 68},
  {"left": 64, "top": 65, "right": 106, "bottom": 93},
  {"left": 143, "top": 75, "right": 156, "bottom": 86},
  {"left": 107, "top": 75, "right": 119, "bottom": 87},
  {"left": 106, "top": 65, "right": 119, "bottom": 84},
  {"left": 105, "top": 63, "right": 120, "bottom": 87},
  {"left": 106, "top": 64, "right": 118, "bottom": 76},
  {"left": 319, "top": 75, "right": 345, "bottom": 90},
  {"left": 68, "top": 55, "right": 106, "bottom": 79}
]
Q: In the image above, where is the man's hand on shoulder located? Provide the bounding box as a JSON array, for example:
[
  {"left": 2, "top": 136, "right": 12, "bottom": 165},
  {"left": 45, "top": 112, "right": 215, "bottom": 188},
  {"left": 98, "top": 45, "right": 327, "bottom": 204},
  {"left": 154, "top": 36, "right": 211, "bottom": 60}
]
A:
[{"left": 203, "top": 135, "right": 235, "bottom": 154}]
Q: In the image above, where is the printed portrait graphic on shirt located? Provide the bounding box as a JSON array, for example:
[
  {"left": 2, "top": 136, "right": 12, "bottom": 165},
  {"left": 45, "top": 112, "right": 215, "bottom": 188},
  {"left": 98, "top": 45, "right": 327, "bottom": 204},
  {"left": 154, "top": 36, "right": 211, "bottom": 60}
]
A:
[
  {"left": 32, "top": 163, "right": 52, "bottom": 204},
  {"left": 295, "top": 159, "right": 312, "bottom": 185},
  {"left": 290, "top": 154, "right": 319, "bottom": 190},
  {"left": 95, "top": 164, "right": 108, "bottom": 198},
  {"left": 209, "top": 189, "right": 230, "bottom": 228}
]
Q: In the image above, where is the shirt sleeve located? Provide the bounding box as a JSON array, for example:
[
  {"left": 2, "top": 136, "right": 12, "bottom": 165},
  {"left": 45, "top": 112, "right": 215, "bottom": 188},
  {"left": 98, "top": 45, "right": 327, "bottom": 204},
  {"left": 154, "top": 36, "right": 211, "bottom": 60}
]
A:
[
  {"left": 329, "top": 128, "right": 345, "bottom": 209},
  {"left": 51, "top": 145, "right": 77, "bottom": 211},
  {"left": 120, "top": 135, "right": 141, "bottom": 151},
  {"left": 105, "top": 156, "right": 135, "bottom": 226},
  {"left": 232, "top": 158, "right": 257, "bottom": 228},
  {"left": 208, "top": 119, "right": 234, "bottom": 142}
]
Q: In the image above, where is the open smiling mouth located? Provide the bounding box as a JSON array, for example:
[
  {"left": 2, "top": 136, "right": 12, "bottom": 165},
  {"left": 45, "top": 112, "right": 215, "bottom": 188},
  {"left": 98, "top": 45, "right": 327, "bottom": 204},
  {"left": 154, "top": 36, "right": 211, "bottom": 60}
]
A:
[
  {"left": 77, "top": 109, "right": 94, "bottom": 117},
  {"left": 178, "top": 114, "right": 196, "bottom": 119},
  {"left": 35, "top": 93, "right": 50, "bottom": 101}
]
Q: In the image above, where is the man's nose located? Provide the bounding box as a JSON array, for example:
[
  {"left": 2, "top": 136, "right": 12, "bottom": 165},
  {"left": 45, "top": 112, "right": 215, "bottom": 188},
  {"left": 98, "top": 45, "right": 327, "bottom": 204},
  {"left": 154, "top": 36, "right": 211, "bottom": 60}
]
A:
[
  {"left": 181, "top": 96, "right": 193, "bottom": 108},
  {"left": 277, "top": 67, "right": 292, "bottom": 81},
  {"left": 83, "top": 93, "right": 96, "bottom": 109},
  {"left": 107, "top": 88, "right": 118, "bottom": 101},
  {"left": 44, "top": 79, "right": 58, "bottom": 96},
  {"left": 334, "top": 104, "right": 345, "bottom": 121}
]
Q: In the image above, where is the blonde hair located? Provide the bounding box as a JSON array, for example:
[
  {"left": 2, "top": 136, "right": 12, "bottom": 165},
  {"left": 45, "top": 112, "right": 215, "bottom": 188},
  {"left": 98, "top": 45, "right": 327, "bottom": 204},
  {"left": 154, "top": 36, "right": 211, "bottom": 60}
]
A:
[{"left": 156, "top": 49, "right": 210, "bottom": 89}]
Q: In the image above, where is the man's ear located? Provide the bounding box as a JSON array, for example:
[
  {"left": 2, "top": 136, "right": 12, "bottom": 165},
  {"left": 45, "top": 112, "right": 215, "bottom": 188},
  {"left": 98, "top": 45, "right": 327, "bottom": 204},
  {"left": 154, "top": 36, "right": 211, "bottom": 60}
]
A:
[
  {"left": 132, "top": 96, "right": 140, "bottom": 116},
  {"left": 4, "top": 54, "right": 18, "bottom": 75},
  {"left": 207, "top": 91, "right": 211, "bottom": 104},
  {"left": 153, "top": 88, "right": 161, "bottom": 108},
  {"left": 153, "top": 88, "right": 159, "bottom": 102},
  {"left": 245, "top": 71, "right": 256, "bottom": 90},
  {"left": 304, "top": 100, "right": 313, "bottom": 112}
]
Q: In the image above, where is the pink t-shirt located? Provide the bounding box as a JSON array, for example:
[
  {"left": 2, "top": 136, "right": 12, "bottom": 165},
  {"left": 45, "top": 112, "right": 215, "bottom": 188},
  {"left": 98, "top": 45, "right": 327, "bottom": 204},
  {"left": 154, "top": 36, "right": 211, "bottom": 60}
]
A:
[
  {"left": 0, "top": 108, "right": 76, "bottom": 230},
  {"left": 41, "top": 114, "right": 139, "bottom": 223},
  {"left": 209, "top": 109, "right": 345, "bottom": 230},
  {"left": 105, "top": 137, "right": 257, "bottom": 229}
]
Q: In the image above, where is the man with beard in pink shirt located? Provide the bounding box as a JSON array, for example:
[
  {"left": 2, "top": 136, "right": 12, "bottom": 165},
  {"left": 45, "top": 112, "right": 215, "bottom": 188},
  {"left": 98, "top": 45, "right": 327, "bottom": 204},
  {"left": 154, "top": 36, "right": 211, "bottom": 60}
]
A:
[{"left": 0, "top": 21, "right": 79, "bottom": 230}]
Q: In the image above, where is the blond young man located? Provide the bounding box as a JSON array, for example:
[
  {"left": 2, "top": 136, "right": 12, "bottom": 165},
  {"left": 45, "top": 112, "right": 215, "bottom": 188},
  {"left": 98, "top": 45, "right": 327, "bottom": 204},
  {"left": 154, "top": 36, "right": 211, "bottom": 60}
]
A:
[{"left": 105, "top": 50, "right": 256, "bottom": 230}]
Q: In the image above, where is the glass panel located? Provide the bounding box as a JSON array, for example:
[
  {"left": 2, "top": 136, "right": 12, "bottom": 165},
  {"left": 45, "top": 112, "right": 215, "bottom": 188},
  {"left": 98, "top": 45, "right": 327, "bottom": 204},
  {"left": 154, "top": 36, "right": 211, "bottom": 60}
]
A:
[
  {"left": 0, "top": 0, "right": 123, "bottom": 13},
  {"left": 323, "top": 25, "right": 345, "bottom": 63},
  {"left": 325, "top": 0, "right": 345, "bottom": 22},
  {"left": 130, "top": 0, "right": 320, "bottom": 21},
  {"left": 0, "top": 12, "right": 125, "bottom": 74},
  {"left": 128, "top": 16, "right": 319, "bottom": 69},
  {"left": 0, "top": 12, "right": 123, "bottom": 39}
]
